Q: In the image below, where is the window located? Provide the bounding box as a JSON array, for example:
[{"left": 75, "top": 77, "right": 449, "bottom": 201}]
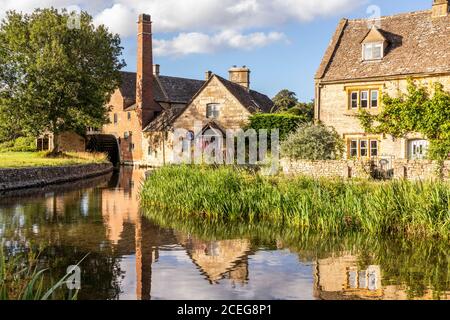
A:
[
  {"left": 148, "top": 145, "right": 152, "bottom": 156},
  {"left": 113, "top": 113, "right": 118, "bottom": 124},
  {"left": 348, "top": 88, "right": 382, "bottom": 110},
  {"left": 363, "top": 42, "right": 383, "bottom": 61},
  {"left": 129, "top": 143, "right": 134, "bottom": 152},
  {"left": 350, "top": 92, "right": 358, "bottom": 109},
  {"left": 370, "top": 140, "right": 378, "bottom": 157},
  {"left": 127, "top": 112, "right": 131, "bottom": 120},
  {"left": 206, "top": 104, "right": 220, "bottom": 119},
  {"left": 371, "top": 90, "right": 379, "bottom": 108},
  {"left": 348, "top": 139, "right": 379, "bottom": 158},
  {"left": 350, "top": 140, "right": 358, "bottom": 158},
  {"left": 360, "top": 91, "right": 369, "bottom": 108},
  {"left": 360, "top": 140, "right": 368, "bottom": 157}
]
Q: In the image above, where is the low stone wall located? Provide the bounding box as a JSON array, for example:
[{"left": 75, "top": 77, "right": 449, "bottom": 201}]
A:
[
  {"left": 0, "top": 163, "right": 114, "bottom": 192},
  {"left": 281, "top": 159, "right": 450, "bottom": 181},
  {"left": 393, "top": 160, "right": 450, "bottom": 181},
  {"left": 281, "top": 159, "right": 372, "bottom": 179}
]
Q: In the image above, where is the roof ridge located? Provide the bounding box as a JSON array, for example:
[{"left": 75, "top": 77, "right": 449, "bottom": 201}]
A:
[{"left": 346, "top": 9, "right": 431, "bottom": 23}]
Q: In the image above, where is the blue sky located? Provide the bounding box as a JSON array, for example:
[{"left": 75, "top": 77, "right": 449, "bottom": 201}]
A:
[{"left": 0, "top": 0, "right": 432, "bottom": 101}]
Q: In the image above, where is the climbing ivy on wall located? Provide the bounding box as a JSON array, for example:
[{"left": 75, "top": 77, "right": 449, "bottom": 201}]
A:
[{"left": 357, "top": 79, "right": 450, "bottom": 160}]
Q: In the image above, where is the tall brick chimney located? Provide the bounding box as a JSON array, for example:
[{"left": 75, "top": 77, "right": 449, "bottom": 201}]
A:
[
  {"left": 136, "top": 14, "right": 155, "bottom": 128},
  {"left": 432, "top": 0, "right": 449, "bottom": 18}
]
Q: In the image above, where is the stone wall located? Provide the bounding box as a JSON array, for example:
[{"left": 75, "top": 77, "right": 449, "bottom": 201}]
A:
[
  {"left": 281, "top": 158, "right": 450, "bottom": 181},
  {"left": 393, "top": 160, "right": 450, "bottom": 181},
  {"left": 0, "top": 163, "right": 114, "bottom": 192},
  {"left": 281, "top": 159, "right": 372, "bottom": 179}
]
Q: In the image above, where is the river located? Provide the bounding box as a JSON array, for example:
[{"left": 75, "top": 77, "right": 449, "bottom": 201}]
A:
[{"left": 0, "top": 168, "right": 448, "bottom": 300}]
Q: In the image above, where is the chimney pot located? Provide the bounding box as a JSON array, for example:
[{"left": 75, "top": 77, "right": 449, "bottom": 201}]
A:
[
  {"left": 205, "top": 70, "right": 212, "bottom": 80},
  {"left": 153, "top": 64, "right": 160, "bottom": 76}
]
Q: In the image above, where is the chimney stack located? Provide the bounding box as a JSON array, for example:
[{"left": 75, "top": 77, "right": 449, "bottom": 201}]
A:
[
  {"left": 229, "top": 66, "right": 250, "bottom": 89},
  {"left": 153, "top": 64, "right": 160, "bottom": 76},
  {"left": 136, "top": 14, "right": 156, "bottom": 128},
  {"left": 432, "top": 0, "right": 449, "bottom": 18},
  {"left": 205, "top": 70, "right": 213, "bottom": 81}
]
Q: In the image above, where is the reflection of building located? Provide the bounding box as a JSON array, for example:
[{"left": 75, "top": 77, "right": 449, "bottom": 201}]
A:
[
  {"left": 177, "top": 234, "right": 251, "bottom": 285},
  {"left": 314, "top": 254, "right": 449, "bottom": 300}
]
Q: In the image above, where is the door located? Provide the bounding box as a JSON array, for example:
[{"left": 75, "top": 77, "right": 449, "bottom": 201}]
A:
[{"left": 408, "top": 140, "right": 428, "bottom": 160}]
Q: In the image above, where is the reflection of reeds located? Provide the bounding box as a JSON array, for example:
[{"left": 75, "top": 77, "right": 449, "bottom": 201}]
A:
[
  {"left": 144, "top": 206, "right": 450, "bottom": 300},
  {"left": 140, "top": 165, "right": 450, "bottom": 239},
  {"left": 0, "top": 248, "right": 85, "bottom": 300}
]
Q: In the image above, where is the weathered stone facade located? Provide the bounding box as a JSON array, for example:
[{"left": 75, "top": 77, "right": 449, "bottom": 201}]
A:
[
  {"left": 315, "top": 6, "right": 450, "bottom": 161},
  {"left": 317, "top": 76, "right": 450, "bottom": 160}
]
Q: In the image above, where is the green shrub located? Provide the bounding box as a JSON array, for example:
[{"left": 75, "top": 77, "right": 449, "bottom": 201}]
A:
[
  {"left": 247, "top": 113, "right": 305, "bottom": 141},
  {"left": 281, "top": 123, "right": 344, "bottom": 160},
  {"left": 0, "top": 136, "right": 37, "bottom": 152}
]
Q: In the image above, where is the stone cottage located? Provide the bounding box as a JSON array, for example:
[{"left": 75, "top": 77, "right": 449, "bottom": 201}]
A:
[
  {"left": 315, "top": 0, "right": 450, "bottom": 161},
  {"left": 101, "top": 14, "right": 273, "bottom": 166}
]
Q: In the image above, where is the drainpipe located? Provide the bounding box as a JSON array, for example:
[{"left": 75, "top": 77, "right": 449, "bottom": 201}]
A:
[{"left": 315, "top": 80, "right": 322, "bottom": 123}]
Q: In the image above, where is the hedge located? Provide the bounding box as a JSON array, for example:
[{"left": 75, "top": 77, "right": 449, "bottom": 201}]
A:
[{"left": 247, "top": 113, "right": 305, "bottom": 141}]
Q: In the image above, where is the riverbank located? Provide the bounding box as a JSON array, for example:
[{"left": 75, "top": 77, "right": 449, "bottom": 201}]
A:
[
  {"left": 140, "top": 166, "right": 450, "bottom": 239},
  {"left": 0, "top": 162, "right": 113, "bottom": 192},
  {"left": 0, "top": 152, "right": 107, "bottom": 168}
]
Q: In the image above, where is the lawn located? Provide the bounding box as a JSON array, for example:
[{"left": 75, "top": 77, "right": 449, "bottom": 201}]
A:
[{"left": 0, "top": 152, "right": 108, "bottom": 168}]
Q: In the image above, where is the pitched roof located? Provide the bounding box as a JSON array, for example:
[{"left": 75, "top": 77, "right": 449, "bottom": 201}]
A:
[
  {"left": 144, "top": 74, "right": 274, "bottom": 132},
  {"left": 215, "top": 75, "right": 274, "bottom": 113},
  {"left": 316, "top": 10, "right": 450, "bottom": 82},
  {"left": 118, "top": 71, "right": 204, "bottom": 104}
]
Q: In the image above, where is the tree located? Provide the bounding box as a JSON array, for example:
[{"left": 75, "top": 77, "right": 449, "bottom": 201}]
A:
[
  {"left": 272, "top": 89, "right": 298, "bottom": 111},
  {"left": 284, "top": 100, "right": 314, "bottom": 122},
  {"left": 0, "top": 8, "right": 125, "bottom": 154},
  {"left": 281, "top": 123, "right": 344, "bottom": 160},
  {"left": 357, "top": 80, "right": 450, "bottom": 160}
]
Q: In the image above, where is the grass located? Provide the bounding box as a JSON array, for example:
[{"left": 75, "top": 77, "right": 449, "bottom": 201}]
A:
[
  {"left": 0, "top": 248, "right": 84, "bottom": 300},
  {"left": 140, "top": 165, "right": 450, "bottom": 239},
  {"left": 0, "top": 151, "right": 108, "bottom": 168}
]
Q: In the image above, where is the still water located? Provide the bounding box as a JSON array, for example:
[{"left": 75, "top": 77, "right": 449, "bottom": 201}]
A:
[{"left": 0, "top": 168, "right": 448, "bottom": 300}]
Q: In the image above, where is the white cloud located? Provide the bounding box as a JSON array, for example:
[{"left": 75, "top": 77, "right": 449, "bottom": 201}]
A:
[
  {"left": 0, "top": 0, "right": 365, "bottom": 55},
  {"left": 154, "top": 30, "right": 288, "bottom": 57}
]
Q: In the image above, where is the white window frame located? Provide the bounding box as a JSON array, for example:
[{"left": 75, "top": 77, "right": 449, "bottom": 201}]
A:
[
  {"left": 370, "top": 140, "right": 379, "bottom": 157},
  {"left": 360, "top": 140, "right": 369, "bottom": 157},
  {"left": 360, "top": 91, "right": 369, "bottom": 109},
  {"left": 363, "top": 42, "right": 384, "bottom": 61},
  {"left": 350, "top": 140, "right": 358, "bottom": 158},
  {"left": 206, "top": 103, "right": 220, "bottom": 119},
  {"left": 350, "top": 91, "right": 359, "bottom": 109},
  {"left": 370, "top": 90, "right": 379, "bottom": 108}
]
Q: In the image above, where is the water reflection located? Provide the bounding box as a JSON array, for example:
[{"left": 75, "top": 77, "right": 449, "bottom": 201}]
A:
[{"left": 0, "top": 168, "right": 448, "bottom": 300}]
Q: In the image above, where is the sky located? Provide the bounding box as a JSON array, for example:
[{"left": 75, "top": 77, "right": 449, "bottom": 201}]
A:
[{"left": 0, "top": 0, "right": 433, "bottom": 101}]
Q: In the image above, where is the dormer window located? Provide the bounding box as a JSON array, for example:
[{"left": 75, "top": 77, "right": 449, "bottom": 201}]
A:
[
  {"left": 361, "top": 26, "right": 388, "bottom": 61},
  {"left": 363, "top": 42, "right": 384, "bottom": 60}
]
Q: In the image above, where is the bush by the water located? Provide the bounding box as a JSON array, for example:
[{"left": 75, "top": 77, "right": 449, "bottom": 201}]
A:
[
  {"left": 0, "top": 137, "right": 36, "bottom": 152},
  {"left": 140, "top": 166, "right": 450, "bottom": 239},
  {"left": 281, "top": 123, "right": 344, "bottom": 160}
]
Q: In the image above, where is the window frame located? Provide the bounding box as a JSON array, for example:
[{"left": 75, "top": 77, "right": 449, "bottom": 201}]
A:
[
  {"left": 113, "top": 113, "right": 118, "bottom": 124},
  {"left": 363, "top": 42, "right": 384, "bottom": 61},
  {"left": 348, "top": 138, "right": 380, "bottom": 159},
  {"left": 127, "top": 112, "right": 131, "bottom": 121},
  {"left": 206, "top": 103, "right": 220, "bottom": 119},
  {"left": 360, "top": 91, "right": 369, "bottom": 109},
  {"left": 370, "top": 90, "right": 379, "bottom": 108},
  {"left": 350, "top": 91, "right": 359, "bottom": 109}
]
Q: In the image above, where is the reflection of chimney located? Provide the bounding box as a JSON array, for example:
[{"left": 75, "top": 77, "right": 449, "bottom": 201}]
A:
[
  {"left": 229, "top": 65, "right": 250, "bottom": 89},
  {"left": 153, "top": 64, "right": 160, "bottom": 76},
  {"left": 432, "top": 0, "right": 449, "bottom": 18},
  {"left": 205, "top": 70, "right": 213, "bottom": 81},
  {"left": 136, "top": 14, "right": 155, "bottom": 128}
]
